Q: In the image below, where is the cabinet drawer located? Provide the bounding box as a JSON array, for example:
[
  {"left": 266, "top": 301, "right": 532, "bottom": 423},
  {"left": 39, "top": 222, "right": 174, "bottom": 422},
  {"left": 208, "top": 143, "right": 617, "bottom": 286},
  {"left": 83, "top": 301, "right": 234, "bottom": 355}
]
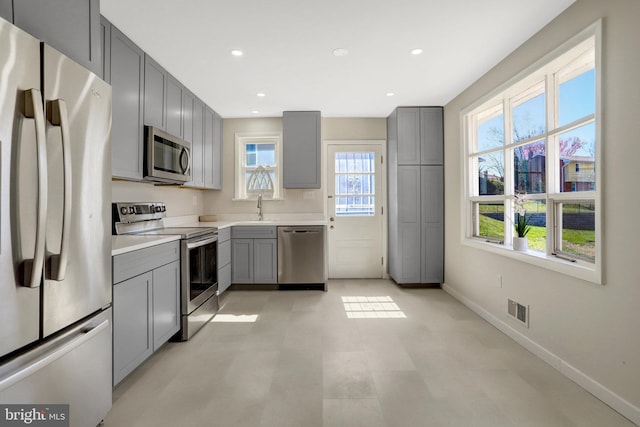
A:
[
  {"left": 218, "top": 227, "right": 231, "bottom": 242},
  {"left": 113, "top": 241, "right": 180, "bottom": 284},
  {"left": 231, "top": 226, "right": 277, "bottom": 239},
  {"left": 218, "top": 240, "right": 231, "bottom": 267}
]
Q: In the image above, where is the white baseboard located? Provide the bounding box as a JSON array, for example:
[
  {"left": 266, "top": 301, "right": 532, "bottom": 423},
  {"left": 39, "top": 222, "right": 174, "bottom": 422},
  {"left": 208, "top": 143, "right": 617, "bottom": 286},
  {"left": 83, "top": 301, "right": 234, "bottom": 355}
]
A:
[{"left": 442, "top": 283, "right": 640, "bottom": 426}]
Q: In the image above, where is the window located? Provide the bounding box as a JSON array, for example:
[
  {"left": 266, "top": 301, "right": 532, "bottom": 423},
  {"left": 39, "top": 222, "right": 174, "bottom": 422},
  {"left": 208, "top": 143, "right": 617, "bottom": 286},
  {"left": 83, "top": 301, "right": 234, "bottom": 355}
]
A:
[
  {"left": 234, "top": 132, "right": 282, "bottom": 199},
  {"left": 462, "top": 22, "right": 601, "bottom": 283},
  {"left": 334, "top": 152, "right": 376, "bottom": 217}
]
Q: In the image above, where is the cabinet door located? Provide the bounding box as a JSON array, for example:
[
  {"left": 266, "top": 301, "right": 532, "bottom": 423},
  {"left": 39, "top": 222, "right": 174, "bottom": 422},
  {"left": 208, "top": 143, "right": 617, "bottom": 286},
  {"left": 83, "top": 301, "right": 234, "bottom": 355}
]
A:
[
  {"left": 0, "top": 0, "right": 11, "bottom": 24},
  {"left": 254, "top": 239, "right": 277, "bottom": 284},
  {"left": 397, "top": 108, "right": 421, "bottom": 165},
  {"left": 152, "top": 261, "right": 180, "bottom": 350},
  {"left": 395, "top": 166, "right": 421, "bottom": 283},
  {"left": 212, "top": 112, "right": 223, "bottom": 189},
  {"left": 113, "top": 272, "right": 152, "bottom": 385},
  {"left": 231, "top": 239, "right": 253, "bottom": 284},
  {"left": 420, "top": 107, "right": 444, "bottom": 165},
  {"left": 283, "top": 111, "right": 321, "bottom": 188},
  {"left": 110, "top": 25, "right": 144, "bottom": 180},
  {"left": 99, "top": 16, "right": 111, "bottom": 83},
  {"left": 420, "top": 166, "right": 444, "bottom": 283},
  {"left": 144, "top": 55, "right": 167, "bottom": 130},
  {"left": 203, "top": 107, "right": 215, "bottom": 189},
  {"left": 13, "top": 0, "right": 101, "bottom": 75},
  {"left": 166, "top": 76, "right": 183, "bottom": 137},
  {"left": 182, "top": 90, "right": 194, "bottom": 144},
  {"left": 218, "top": 264, "right": 231, "bottom": 295},
  {"left": 186, "top": 98, "right": 205, "bottom": 187}
]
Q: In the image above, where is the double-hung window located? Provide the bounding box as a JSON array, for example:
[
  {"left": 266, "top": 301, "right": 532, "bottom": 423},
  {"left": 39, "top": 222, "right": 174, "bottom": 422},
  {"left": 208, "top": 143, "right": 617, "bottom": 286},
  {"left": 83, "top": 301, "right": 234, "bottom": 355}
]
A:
[
  {"left": 462, "top": 22, "right": 601, "bottom": 283},
  {"left": 234, "top": 132, "right": 282, "bottom": 199}
]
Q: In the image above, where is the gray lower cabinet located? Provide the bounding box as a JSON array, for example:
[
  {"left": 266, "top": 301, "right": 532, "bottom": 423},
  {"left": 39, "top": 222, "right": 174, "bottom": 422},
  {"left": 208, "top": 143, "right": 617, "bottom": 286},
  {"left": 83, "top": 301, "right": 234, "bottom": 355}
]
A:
[
  {"left": 109, "top": 23, "right": 145, "bottom": 180},
  {"left": 231, "top": 226, "right": 277, "bottom": 284},
  {"left": 112, "top": 241, "right": 180, "bottom": 385},
  {"left": 217, "top": 227, "right": 232, "bottom": 294},
  {"left": 283, "top": 111, "right": 321, "bottom": 188},
  {"left": 388, "top": 107, "right": 444, "bottom": 285},
  {"left": 12, "top": 0, "right": 101, "bottom": 75}
]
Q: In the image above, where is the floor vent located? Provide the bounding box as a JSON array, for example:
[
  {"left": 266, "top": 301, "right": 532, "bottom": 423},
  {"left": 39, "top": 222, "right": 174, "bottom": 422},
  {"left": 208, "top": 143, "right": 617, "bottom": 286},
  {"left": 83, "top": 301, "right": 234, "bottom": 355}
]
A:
[{"left": 508, "top": 298, "right": 529, "bottom": 327}]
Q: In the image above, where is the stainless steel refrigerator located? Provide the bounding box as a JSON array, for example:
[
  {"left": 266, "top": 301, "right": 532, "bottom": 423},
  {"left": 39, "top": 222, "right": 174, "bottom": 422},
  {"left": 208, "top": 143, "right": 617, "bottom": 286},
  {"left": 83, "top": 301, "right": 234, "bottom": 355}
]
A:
[{"left": 0, "top": 17, "right": 112, "bottom": 426}]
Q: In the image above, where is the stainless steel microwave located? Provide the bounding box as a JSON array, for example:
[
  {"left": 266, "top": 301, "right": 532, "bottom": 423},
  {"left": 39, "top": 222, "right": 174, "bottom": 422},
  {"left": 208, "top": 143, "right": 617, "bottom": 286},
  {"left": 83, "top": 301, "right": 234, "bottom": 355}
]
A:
[{"left": 144, "top": 126, "right": 191, "bottom": 183}]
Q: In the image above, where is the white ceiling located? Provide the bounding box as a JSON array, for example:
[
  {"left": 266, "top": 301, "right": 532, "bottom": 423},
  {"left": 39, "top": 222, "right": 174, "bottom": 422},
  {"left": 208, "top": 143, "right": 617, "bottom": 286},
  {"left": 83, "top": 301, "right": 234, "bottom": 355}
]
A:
[{"left": 101, "top": 0, "right": 575, "bottom": 118}]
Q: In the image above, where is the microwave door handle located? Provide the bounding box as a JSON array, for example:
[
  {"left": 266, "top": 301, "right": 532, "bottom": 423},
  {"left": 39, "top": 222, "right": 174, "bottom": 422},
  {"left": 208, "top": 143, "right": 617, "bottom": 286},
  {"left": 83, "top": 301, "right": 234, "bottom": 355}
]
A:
[
  {"left": 47, "top": 99, "right": 72, "bottom": 281},
  {"left": 180, "top": 147, "right": 191, "bottom": 175},
  {"left": 22, "top": 89, "right": 48, "bottom": 288}
]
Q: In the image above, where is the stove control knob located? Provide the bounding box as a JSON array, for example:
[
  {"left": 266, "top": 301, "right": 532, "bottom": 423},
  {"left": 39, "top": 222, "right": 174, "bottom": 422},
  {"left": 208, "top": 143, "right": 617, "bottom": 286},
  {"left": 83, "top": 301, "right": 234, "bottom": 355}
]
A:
[
  {"left": 155, "top": 205, "right": 162, "bottom": 212},
  {"left": 129, "top": 206, "right": 135, "bottom": 214},
  {"left": 120, "top": 207, "right": 128, "bottom": 215}
]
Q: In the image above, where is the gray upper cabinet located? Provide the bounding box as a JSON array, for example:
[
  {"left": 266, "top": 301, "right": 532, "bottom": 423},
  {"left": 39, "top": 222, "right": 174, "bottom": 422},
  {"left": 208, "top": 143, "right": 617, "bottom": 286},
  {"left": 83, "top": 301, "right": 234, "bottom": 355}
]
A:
[
  {"left": 283, "top": 111, "right": 321, "bottom": 188},
  {"left": 166, "top": 76, "right": 183, "bottom": 138},
  {"left": 144, "top": 55, "right": 167, "bottom": 130},
  {"left": 99, "top": 16, "right": 110, "bottom": 82},
  {"left": 420, "top": 108, "right": 444, "bottom": 165},
  {"left": 397, "top": 107, "right": 444, "bottom": 165},
  {"left": 202, "top": 107, "right": 222, "bottom": 190},
  {"left": 13, "top": 0, "right": 101, "bottom": 76},
  {"left": 0, "top": 0, "right": 12, "bottom": 23},
  {"left": 387, "top": 107, "right": 444, "bottom": 285},
  {"left": 184, "top": 97, "right": 205, "bottom": 188},
  {"left": 109, "top": 24, "right": 144, "bottom": 180}
]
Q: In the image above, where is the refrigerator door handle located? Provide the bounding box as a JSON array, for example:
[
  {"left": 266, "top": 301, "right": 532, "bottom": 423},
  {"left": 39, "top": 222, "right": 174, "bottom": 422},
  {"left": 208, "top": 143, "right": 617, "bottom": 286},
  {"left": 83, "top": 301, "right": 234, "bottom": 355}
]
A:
[
  {"left": 47, "top": 99, "right": 72, "bottom": 281},
  {"left": 22, "top": 89, "right": 48, "bottom": 288}
]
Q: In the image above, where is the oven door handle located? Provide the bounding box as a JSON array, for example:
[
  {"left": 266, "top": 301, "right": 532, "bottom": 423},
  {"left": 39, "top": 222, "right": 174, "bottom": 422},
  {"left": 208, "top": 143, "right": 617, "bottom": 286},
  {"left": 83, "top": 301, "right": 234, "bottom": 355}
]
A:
[{"left": 186, "top": 235, "right": 218, "bottom": 249}]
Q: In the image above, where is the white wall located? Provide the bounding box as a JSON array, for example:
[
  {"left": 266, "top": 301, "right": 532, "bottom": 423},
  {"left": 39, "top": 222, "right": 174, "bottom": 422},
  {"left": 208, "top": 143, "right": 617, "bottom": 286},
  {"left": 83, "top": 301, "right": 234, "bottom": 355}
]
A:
[
  {"left": 112, "top": 179, "right": 205, "bottom": 217},
  {"left": 202, "top": 117, "right": 386, "bottom": 216},
  {"left": 443, "top": 0, "right": 640, "bottom": 422}
]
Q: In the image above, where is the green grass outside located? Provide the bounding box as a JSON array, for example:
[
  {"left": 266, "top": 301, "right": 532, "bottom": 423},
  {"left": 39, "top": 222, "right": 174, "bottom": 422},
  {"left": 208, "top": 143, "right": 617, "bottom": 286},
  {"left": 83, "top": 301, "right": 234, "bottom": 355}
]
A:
[{"left": 478, "top": 214, "right": 594, "bottom": 257}]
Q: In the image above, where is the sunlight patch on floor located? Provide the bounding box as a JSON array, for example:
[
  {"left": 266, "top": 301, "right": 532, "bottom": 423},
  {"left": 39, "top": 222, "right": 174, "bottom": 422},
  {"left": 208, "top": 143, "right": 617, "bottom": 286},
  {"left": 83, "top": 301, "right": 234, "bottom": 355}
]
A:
[{"left": 341, "top": 296, "right": 407, "bottom": 319}]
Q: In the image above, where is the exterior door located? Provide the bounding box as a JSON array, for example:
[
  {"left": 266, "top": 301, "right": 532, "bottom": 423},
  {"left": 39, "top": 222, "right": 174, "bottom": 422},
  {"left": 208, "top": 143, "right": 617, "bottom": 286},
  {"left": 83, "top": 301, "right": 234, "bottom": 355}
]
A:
[{"left": 327, "top": 143, "right": 384, "bottom": 278}]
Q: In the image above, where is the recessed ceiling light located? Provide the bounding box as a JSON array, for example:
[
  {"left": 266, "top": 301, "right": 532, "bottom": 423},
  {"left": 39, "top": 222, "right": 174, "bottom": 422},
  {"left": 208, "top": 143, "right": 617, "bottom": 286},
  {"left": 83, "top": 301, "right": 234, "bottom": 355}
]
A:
[
  {"left": 256, "top": 92, "right": 266, "bottom": 97},
  {"left": 251, "top": 110, "right": 260, "bottom": 114},
  {"left": 410, "top": 48, "right": 423, "bottom": 55},
  {"left": 386, "top": 92, "right": 395, "bottom": 97},
  {"left": 332, "top": 48, "right": 349, "bottom": 57},
  {"left": 231, "top": 49, "right": 244, "bottom": 57}
]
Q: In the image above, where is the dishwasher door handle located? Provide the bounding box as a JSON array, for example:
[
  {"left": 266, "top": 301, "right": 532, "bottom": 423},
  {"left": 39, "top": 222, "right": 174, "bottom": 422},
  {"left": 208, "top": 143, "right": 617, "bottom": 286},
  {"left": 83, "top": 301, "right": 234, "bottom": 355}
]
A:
[{"left": 281, "top": 229, "right": 320, "bottom": 234}]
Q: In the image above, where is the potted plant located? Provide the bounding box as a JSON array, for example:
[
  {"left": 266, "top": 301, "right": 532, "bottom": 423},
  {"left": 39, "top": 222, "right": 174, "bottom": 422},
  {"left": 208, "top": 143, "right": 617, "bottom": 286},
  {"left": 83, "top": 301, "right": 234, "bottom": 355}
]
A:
[{"left": 513, "top": 192, "right": 531, "bottom": 251}]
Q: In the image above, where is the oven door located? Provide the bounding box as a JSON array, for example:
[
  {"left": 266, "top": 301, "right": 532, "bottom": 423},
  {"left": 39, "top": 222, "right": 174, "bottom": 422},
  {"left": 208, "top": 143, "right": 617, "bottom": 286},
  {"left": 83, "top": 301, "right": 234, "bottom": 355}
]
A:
[{"left": 182, "top": 234, "right": 218, "bottom": 314}]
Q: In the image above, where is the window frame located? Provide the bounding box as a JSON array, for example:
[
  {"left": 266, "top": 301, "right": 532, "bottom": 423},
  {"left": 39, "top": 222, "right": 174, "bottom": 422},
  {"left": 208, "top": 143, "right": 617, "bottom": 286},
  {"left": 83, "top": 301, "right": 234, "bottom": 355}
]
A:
[
  {"left": 460, "top": 21, "right": 602, "bottom": 284},
  {"left": 234, "top": 132, "right": 283, "bottom": 200}
]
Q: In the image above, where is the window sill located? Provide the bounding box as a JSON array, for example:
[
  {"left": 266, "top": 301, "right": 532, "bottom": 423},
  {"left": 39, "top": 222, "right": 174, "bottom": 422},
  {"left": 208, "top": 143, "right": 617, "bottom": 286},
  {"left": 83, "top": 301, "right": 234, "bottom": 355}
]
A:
[
  {"left": 232, "top": 197, "right": 285, "bottom": 202},
  {"left": 462, "top": 237, "right": 602, "bottom": 285}
]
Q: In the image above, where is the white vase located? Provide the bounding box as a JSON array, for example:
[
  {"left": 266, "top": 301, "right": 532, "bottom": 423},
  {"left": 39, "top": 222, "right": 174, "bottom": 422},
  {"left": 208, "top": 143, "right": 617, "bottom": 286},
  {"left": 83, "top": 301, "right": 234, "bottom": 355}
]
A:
[{"left": 513, "top": 236, "right": 528, "bottom": 251}]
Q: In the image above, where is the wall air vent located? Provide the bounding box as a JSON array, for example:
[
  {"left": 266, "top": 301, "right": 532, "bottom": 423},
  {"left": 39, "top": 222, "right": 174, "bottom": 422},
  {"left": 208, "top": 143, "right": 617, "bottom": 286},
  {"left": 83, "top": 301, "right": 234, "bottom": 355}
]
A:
[{"left": 507, "top": 298, "right": 529, "bottom": 327}]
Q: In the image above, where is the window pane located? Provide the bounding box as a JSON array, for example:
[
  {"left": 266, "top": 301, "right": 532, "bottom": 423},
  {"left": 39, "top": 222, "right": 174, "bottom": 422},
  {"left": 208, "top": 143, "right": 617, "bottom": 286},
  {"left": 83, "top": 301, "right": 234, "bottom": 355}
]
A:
[
  {"left": 477, "top": 152, "right": 504, "bottom": 195},
  {"left": 520, "top": 199, "right": 547, "bottom": 253},
  {"left": 559, "top": 69, "right": 595, "bottom": 127},
  {"left": 559, "top": 122, "right": 595, "bottom": 192},
  {"left": 477, "top": 113, "right": 504, "bottom": 151},
  {"left": 336, "top": 196, "right": 375, "bottom": 216},
  {"left": 513, "top": 92, "right": 546, "bottom": 142},
  {"left": 476, "top": 202, "right": 504, "bottom": 241},
  {"left": 256, "top": 144, "right": 275, "bottom": 166},
  {"left": 557, "top": 202, "right": 595, "bottom": 262},
  {"left": 335, "top": 152, "right": 375, "bottom": 173},
  {"left": 514, "top": 140, "right": 546, "bottom": 194},
  {"left": 336, "top": 174, "right": 374, "bottom": 195}
]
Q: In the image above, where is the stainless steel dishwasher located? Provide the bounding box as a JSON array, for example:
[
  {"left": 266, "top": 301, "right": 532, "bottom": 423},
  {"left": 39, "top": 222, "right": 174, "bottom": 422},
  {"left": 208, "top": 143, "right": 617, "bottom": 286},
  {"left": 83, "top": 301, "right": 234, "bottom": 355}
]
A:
[{"left": 277, "top": 226, "right": 326, "bottom": 289}]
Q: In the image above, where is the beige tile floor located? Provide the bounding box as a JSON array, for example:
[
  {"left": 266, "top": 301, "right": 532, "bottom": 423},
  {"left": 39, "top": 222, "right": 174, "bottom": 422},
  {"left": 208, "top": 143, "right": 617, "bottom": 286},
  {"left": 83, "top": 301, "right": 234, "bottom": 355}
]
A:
[{"left": 104, "top": 279, "right": 636, "bottom": 427}]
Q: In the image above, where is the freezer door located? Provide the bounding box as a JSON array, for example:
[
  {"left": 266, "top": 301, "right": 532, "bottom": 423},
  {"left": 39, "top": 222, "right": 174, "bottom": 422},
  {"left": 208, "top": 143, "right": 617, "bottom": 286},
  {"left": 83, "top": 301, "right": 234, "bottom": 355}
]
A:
[
  {"left": 0, "top": 18, "right": 43, "bottom": 357},
  {"left": 41, "top": 44, "right": 112, "bottom": 337}
]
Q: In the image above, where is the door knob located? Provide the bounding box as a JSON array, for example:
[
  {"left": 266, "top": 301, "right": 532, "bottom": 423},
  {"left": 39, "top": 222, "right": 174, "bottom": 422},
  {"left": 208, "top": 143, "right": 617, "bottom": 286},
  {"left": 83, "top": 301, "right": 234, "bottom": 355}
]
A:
[
  {"left": 330, "top": 225, "right": 334, "bottom": 229},
  {"left": 330, "top": 217, "right": 335, "bottom": 221}
]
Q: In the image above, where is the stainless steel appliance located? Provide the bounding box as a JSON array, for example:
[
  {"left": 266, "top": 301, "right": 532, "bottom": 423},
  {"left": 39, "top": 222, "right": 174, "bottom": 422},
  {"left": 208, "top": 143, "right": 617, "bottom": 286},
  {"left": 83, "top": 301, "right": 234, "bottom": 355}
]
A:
[
  {"left": 277, "top": 226, "right": 326, "bottom": 289},
  {"left": 144, "top": 125, "right": 191, "bottom": 184},
  {"left": 113, "top": 202, "right": 218, "bottom": 340},
  {"left": 0, "top": 17, "right": 112, "bottom": 427}
]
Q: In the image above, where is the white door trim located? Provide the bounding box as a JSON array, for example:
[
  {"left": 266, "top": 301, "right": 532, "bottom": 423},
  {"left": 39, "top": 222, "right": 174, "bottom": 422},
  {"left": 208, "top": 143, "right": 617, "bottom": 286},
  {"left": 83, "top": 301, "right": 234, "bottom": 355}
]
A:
[{"left": 323, "top": 140, "right": 387, "bottom": 278}]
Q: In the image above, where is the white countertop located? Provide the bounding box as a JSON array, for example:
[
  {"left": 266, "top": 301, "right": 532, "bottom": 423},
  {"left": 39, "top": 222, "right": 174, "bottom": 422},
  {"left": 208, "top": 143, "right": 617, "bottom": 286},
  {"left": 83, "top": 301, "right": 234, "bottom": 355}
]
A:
[
  {"left": 112, "top": 235, "right": 181, "bottom": 256},
  {"left": 112, "top": 218, "right": 328, "bottom": 255}
]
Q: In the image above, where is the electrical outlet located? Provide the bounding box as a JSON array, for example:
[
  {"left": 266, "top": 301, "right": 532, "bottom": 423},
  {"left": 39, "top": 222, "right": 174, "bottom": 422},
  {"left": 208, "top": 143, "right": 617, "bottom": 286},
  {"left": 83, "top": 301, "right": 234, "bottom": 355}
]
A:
[
  {"left": 303, "top": 191, "right": 315, "bottom": 200},
  {"left": 497, "top": 274, "right": 503, "bottom": 288}
]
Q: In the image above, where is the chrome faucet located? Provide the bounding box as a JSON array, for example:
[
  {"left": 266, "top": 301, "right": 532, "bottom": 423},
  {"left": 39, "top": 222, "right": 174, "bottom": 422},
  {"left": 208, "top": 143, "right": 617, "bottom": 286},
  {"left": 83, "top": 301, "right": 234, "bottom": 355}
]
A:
[{"left": 257, "top": 193, "right": 263, "bottom": 221}]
